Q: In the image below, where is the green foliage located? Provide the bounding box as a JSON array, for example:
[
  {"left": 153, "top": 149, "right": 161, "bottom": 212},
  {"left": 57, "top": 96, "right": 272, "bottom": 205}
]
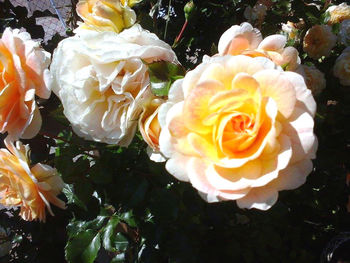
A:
[{"left": 1, "top": 0, "right": 350, "bottom": 262}]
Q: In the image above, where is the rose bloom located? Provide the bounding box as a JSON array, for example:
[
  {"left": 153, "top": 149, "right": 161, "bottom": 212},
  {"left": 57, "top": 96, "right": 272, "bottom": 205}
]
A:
[
  {"left": 296, "top": 65, "right": 326, "bottom": 95},
  {"left": 326, "top": 3, "right": 350, "bottom": 25},
  {"left": 0, "top": 28, "right": 51, "bottom": 139},
  {"left": 243, "top": 3, "right": 267, "bottom": 24},
  {"left": 139, "top": 97, "right": 166, "bottom": 162},
  {"left": 158, "top": 55, "right": 317, "bottom": 210},
  {"left": 51, "top": 24, "right": 177, "bottom": 145},
  {"left": 339, "top": 19, "right": 350, "bottom": 46},
  {"left": 0, "top": 138, "right": 65, "bottom": 222},
  {"left": 218, "top": 22, "right": 300, "bottom": 71},
  {"left": 303, "top": 25, "right": 336, "bottom": 59},
  {"left": 76, "top": 0, "right": 136, "bottom": 33},
  {"left": 334, "top": 47, "right": 350, "bottom": 86}
]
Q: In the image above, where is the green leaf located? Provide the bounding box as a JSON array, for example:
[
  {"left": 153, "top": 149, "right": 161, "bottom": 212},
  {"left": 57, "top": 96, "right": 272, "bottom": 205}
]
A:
[
  {"left": 82, "top": 232, "right": 101, "bottom": 263},
  {"left": 113, "top": 233, "right": 129, "bottom": 252},
  {"left": 65, "top": 230, "right": 100, "bottom": 263},
  {"left": 63, "top": 184, "right": 88, "bottom": 211},
  {"left": 102, "top": 216, "right": 120, "bottom": 252},
  {"left": 147, "top": 61, "right": 185, "bottom": 96},
  {"left": 120, "top": 211, "right": 137, "bottom": 227},
  {"left": 67, "top": 216, "right": 108, "bottom": 239}
]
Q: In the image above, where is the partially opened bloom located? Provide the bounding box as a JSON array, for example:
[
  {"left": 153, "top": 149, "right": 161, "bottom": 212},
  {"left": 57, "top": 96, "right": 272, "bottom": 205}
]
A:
[
  {"left": 139, "top": 98, "right": 166, "bottom": 162},
  {"left": 326, "top": 3, "right": 350, "bottom": 25},
  {"left": 218, "top": 23, "right": 300, "bottom": 71},
  {"left": 159, "top": 55, "right": 317, "bottom": 210},
  {"left": 303, "top": 25, "right": 336, "bottom": 59},
  {"left": 0, "top": 28, "right": 51, "bottom": 139},
  {"left": 51, "top": 24, "right": 177, "bottom": 145},
  {"left": 0, "top": 138, "right": 65, "bottom": 222},
  {"left": 76, "top": 0, "right": 136, "bottom": 33},
  {"left": 296, "top": 65, "right": 326, "bottom": 95},
  {"left": 334, "top": 47, "right": 350, "bottom": 86}
]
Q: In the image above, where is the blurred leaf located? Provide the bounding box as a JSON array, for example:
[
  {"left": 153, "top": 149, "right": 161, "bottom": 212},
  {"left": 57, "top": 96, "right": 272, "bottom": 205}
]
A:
[
  {"left": 148, "top": 61, "right": 185, "bottom": 96},
  {"left": 102, "top": 216, "right": 120, "bottom": 252}
]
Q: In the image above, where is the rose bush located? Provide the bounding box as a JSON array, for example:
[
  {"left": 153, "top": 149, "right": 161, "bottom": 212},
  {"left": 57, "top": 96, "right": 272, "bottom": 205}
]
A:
[
  {"left": 158, "top": 55, "right": 317, "bottom": 210},
  {"left": 0, "top": 28, "right": 51, "bottom": 140},
  {"left": 0, "top": 138, "right": 65, "bottom": 222},
  {"left": 50, "top": 24, "right": 177, "bottom": 145}
]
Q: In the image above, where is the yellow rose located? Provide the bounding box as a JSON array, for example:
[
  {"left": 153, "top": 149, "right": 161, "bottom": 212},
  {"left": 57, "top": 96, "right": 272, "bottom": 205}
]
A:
[
  {"left": 218, "top": 23, "right": 300, "bottom": 71},
  {"left": 326, "top": 3, "right": 350, "bottom": 25},
  {"left": 76, "top": 0, "right": 136, "bottom": 33},
  {"left": 139, "top": 98, "right": 166, "bottom": 162},
  {"left": 334, "top": 47, "right": 350, "bottom": 86},
  {"left": 0, "top": 28, "right": 51, "bottom": 139},
  {"left": 121, "top": 0, "right": 142, "bottom": 7},
  {"left": 303, "top": 25, "right": 336, "bottom": 59},
  {"left": 158, "top": 55, "right": 317, "bottom": 210},
  {"left": 0, "top": 138, "right": 65, "bottom": 222},
  {"left": 296, "top": 65, "right": 326, "bottom": 95}
]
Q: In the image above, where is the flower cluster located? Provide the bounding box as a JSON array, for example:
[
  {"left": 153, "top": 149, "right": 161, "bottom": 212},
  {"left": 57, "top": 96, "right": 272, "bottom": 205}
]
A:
[{"left": 2, "top": 0, "right": 350, "bottom": 224}]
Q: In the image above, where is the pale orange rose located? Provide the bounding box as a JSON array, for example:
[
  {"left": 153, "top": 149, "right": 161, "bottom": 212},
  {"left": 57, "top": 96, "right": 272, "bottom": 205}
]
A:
[
  {"left": 296, "top": 65, "right": 326, "bottom": 95},
  {"left": 139, "top": 97, "right": 166, "bottom": 162},
  {"left": 0, "top": 28, "right": 51, "bottom": 139},
  {"left": 326, "top": 3, "right": 350, "bottom": 25},
  {"left": 218, "top": 22, "right": 300, "bottom": 71},
  {"left": 76, "top": 0, "right": 136, "bottom": 33},
  {"left": 303, "top": 25, "right": 336, "bottom": 59},
  {"left": 0, "top": 138, "right": 65, "bottom": 222},
  {"left": 334, "top": 47, "right": 350, "bottom": 86},
  {"left": 158, "top": 55, "right": 317, "bottom": 210}
]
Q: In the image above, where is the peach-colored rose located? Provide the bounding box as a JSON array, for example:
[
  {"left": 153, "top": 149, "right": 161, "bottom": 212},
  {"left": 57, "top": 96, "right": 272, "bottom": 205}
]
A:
[
  {"left": 303, "top": 25, "right": 336, "bottom": 59},
  {"left": 76, "top": 0, "right": 136, "bottom": 33},
  {"left": 296, "top": 65, "right": 326, "bottom": 95},
  {"left": 0, "top": 28, "right": 51, "bottom": 139},
  {"left": 326, "top": 3, "right": 350, "bottom": 25},
  {"left": 334, "top": 47, "right": 350, "bottom": 86},
  {"left": 218, "top": 23, "right": 300, "bottom": 71},
  {"left": 158, "top": 55, "right": 317, "bottom": 210},
  {"left": 139, "top": 98, "right": 165, "bottom": 162},
  {"left": 0, "top": 138, "right": 65, "bottom": 222}
]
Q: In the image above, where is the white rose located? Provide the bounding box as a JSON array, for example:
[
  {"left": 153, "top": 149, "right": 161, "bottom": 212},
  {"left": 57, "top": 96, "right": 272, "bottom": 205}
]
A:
[
  {"left": 339, "top": 19, "right": 350, "bottom": 46},
  {"left": 50, "top": 24, "right": 178, "bottom": 145}
]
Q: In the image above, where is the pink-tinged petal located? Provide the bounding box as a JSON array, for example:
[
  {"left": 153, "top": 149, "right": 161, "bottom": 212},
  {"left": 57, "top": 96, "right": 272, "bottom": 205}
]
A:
[
  {"left": 275, "top": 159, "right": 313, "bottom": 190},
  {"left": 21, "top": 104, "right": 42, "bottom": 139},
  {"left": 206, "top": 160, "right": 262, "bottom": 191},
  {"left": 258, "top": 34, "right": 287, "bottom": 52},
  {"left": 282, "top": 107, "right": 317, "bottom": 163},
  {"left": 218, "top": 22, "right": 262, "bottom": 55},
  {"left": 165, "top": 154, "right": 191, "bottom": 182},
  {"left": 168, "top": 79, "right": 184, "bottom": 102},
  {"left": 283, "top": 71, "right": 316, "bottom": 117},
  {"left": 253, "top": 69, "right": 296, "bottom": 119},
  {"left": 236, "top": 185, "right": 278, "bottom": 210}
]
